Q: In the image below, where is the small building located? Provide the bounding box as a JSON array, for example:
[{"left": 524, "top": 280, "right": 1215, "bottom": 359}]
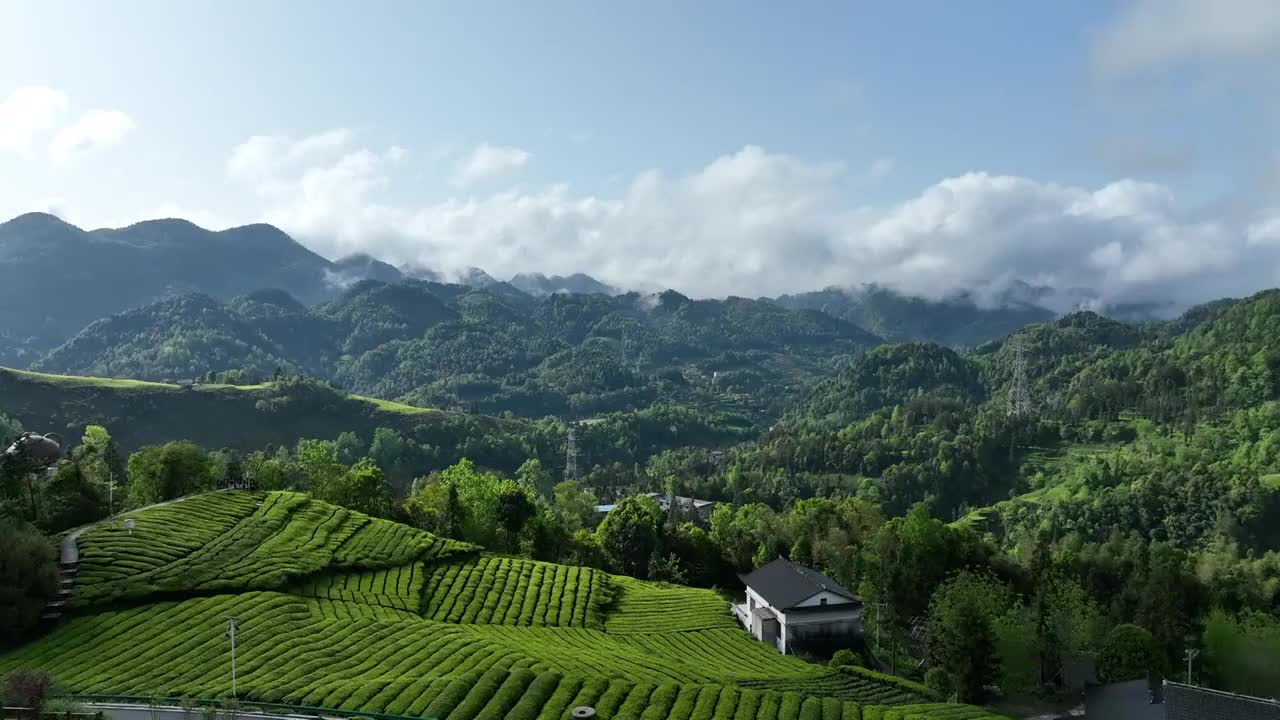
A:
[
  {"left": 594, "top": 492, "right": 717, "bottom": 524},
  {"left": 733, "top": 556, "right": 862, "bottom": 655},
  {"left": 1086, "top": 677, "right": 1280, "bottom": 720}
]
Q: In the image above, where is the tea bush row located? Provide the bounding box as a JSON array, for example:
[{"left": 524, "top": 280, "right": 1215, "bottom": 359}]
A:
[
  {"left": 604, "top": 575, "right": 738, "bottom": 634},
  {"left": 0, "top": 592, "right": 1010, "bottom": 720},
  {"left": 73, "top": 493, "right": 470, "bottom": 606},
  {"left": 76, "top": 491, "right": 263, "bottom": 585},
  {"left": 421, "top": 556, "right": 609, "bottom": 628},
  {"left": 292, "top": 563, "right": 424, "bottom": 612}
]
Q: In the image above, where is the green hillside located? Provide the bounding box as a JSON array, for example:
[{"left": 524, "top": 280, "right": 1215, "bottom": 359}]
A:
[
  {"left": 24, "top": 281, "right": 883, "bottom": 424},
  {"left": 0, "top": 366, "right": 452, "bottom": 451},
  {"left": 0, "top": 491, "right": 1008, "bottom": 720}
]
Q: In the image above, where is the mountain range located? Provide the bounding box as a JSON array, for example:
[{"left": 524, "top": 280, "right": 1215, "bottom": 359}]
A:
[{"left": 0, "top": 212, "right": 1207, "bottom": 419}]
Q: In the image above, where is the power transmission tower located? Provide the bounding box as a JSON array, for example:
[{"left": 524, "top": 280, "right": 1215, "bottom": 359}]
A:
[
  {"left": 1007, "top": 337, "right": 1034, "bottom": 419},
  {"left": 565, "top": 426, "right": 578, "bottom": 483}
]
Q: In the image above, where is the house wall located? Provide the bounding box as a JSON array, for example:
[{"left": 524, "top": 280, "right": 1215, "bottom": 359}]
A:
[
  {"left": 776, "top": 606, "right": 862, "bottom": 654},
  {"left": 794, "top": 590, "right": 853, "bottom": 608},
  {"left": 744, "top": 585, "right": 863, "bottom": 654}
]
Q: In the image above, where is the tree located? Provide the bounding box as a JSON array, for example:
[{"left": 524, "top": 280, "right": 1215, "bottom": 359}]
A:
[
  {"left": 293, "top": 439, "right": 346, "bottom": 497},
  {"left": 0, "top": 518, "right": 58, "bottom": 644},
  {"left": 38, "top": 460, "right": 105, "bottom": 533},
  {"left": 333, "top": 432, "right": 364, "bottom": 467},
  {"left": 369, "top": 428, "right": 416, "bottom": 495},
  {"left": 708, "top": 503, "right": 784, "bottom": 572},
  {"left": 1098, "top": 624, "right": 1160, "bottom": 683},
  {"left": 1202, "top": 610, "right": 1280, "bottom": 697},
  {"left": 439, "top": 459, "right": 504, "bottom": 547},
  {"left": 516, "top": 459, "right": 555, "bottom": 499},
  {"left": 596, "top": 495, "right": 663, "bottom": 578},
  {"left": 0, "top": 445, "right": 41, "bottom": 522},
  {"left": 220, "top": 449, "right": 245, "bottom": 489},
  {"left": 127, "top": 441, "right": 216, "bottom": 506},
  {"left": 328, "top": 458, "right": 392, "bottom": 517},
  {"left": 0, "top": 412, "right": 21, "bottom": 443},
  {"left": 551, "top": 480, "right": 599, "bottom": 533},
  {"left": 244, "top": 451, "right": 289, "bottom": 491},
  {"left": 495, "top": 482, "right": 535, "bottom": 552},
  {"left": 926, "top": 571, "right": 1003, "bottom": 704},
  {"left": 74, "top": 425, "right": 125, "bottom": 509}
]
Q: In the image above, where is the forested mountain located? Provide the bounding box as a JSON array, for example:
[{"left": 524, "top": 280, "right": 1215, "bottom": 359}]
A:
[
  {"left": 28, "top": 280, "right": 883, "bottom": 423},
  {"left": 0, "top": 213, "right": 617, "bottom": 357},
  {"left": 0, "top": 213, "right": 335, "bottom": 344},
  {"left": 510, "top": 272, "right": 619, "bottom": 296},
  {"left": 5, "top": 287, "right": 1280, "bottom": 710},
  {"left": 773, "top": 285, "right": 1055, "bottom": 347}
]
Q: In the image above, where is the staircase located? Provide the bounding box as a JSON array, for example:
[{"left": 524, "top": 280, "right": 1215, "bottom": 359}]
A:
[
  {"left": 42, "top": 558, "right": 78, "bottom": 622},
  {"left": 43, "top": 530, "right": 82, "bottom": 624}
]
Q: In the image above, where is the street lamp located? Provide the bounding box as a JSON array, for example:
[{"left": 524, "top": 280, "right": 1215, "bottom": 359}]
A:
[
  {"left": 225, "top": 617, "right": 240, "bottom": 697},
  {"left": 1184, "top": 648, "right": 1200, "bottom": 685}
]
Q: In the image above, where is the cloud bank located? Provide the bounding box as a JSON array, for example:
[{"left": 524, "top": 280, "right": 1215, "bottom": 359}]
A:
[
  {"left": 221, "top": 130, "right": 1280, "bottom": 311},
  {"left": 451, "top": 143, "right": 532, "bottom": 188}
]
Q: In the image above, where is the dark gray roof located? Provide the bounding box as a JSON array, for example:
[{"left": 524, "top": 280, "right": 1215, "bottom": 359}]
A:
[
  {"left": 1085, "top": 679, "right": 1164, "bottom": 720},
  {"left": 1087, "top": 679, "right": 1280, "bottom": 720},
  {"left": 1165, "top": 682, "right": 1280, "bottom": 720},
  {"left": 739, "top": 557, "right": 859, "bottom": 610}
]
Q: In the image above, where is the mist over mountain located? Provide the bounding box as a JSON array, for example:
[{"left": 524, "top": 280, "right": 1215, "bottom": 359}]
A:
[{"left": 0, "top": 212, "right": 1196, "bottom": 366}]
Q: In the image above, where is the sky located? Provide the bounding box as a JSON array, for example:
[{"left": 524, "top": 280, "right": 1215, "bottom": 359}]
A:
[{"left": 1, "top": 0, "right": 1279, "bottom": 309}]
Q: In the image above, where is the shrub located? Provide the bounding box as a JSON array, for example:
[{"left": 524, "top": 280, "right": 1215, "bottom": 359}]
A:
[
  {"left": 5, "top": 671, "right": 52, "bottom": 716},
  {"left": 830, "top": 650, "right": 862, "bottom": 669},
  {"left": 1098, "top": 624, "right": 1159, "bottom": 683},
  {"left": 923, "top": 668, "right": 954, "bottom": 701}
]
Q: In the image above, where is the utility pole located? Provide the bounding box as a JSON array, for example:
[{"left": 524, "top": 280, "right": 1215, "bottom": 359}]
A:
[
  {"left": 225, "top": 616, "right": 240, "bottom": 697},
  {"left": 1184, "top": 648, "right": 1199, "bottom": 685},
  {"left": 867, "top": 602, "right": 886, "bottom": 654}
]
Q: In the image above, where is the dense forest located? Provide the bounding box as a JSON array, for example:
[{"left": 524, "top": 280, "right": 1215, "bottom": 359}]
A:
[{"left": 4, "top": 280, "right": 1280, "bottom": 710}]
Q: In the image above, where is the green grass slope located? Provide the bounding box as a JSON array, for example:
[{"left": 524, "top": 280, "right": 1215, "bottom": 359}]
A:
[
  {"left": 0, "top": 366, "right": 529, "bottom": 457},
  {"left": 1, "top": 492, "right": 1009, "bottom": 720}
]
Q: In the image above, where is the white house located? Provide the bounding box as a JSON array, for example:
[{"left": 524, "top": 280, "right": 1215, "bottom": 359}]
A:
[{"left": 733, "top": 556, "right": 863, "bottom": 655}]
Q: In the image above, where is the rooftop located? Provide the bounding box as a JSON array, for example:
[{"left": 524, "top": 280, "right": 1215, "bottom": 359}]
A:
[{"left": 739, "top": 556, "right": 859, "bottom": 611}]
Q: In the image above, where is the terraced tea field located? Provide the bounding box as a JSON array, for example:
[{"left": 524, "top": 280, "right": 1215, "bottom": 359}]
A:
[
  {"left": 1, "top": 491, "right": 1009, "bottom": 720},
  {"left": 73, "top": 491, "right": 475, "bottom": 606},
  {"left": 421, "top": 556, "right": 610, "bottom": 628}
]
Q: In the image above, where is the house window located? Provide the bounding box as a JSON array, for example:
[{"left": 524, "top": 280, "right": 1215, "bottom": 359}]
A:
[{"left": 820, "top": 598, "right": 828, "bottom": 606}]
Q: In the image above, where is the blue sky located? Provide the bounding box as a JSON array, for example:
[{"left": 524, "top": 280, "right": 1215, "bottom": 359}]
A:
[{"left": 2, "top": 1, "right": 1279, "bottom": 306}]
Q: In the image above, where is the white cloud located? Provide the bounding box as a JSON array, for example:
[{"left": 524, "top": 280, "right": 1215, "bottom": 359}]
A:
[
  {"left": 451, "top": 143, "right": 531, "bottom": 188},
  {"left": 49, "top": 109, "right": 135, "bottom": 162},
  {"left": 226, "top": 135, "right": 1280, "bottom": 309},
  {"left": 0, "top": 86, "right": 69, "bottom": 155},
  {"left": 227, "top": 129, "right": 353, "bottom": 193},
  {"left": 1093, "top": 0, "right": 1280, "bottom": 76}
]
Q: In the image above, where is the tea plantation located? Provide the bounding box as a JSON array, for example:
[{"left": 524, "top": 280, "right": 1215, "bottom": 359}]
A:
[{"left": 1, "top": 491, "right": 1010, "bottom": 720}]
